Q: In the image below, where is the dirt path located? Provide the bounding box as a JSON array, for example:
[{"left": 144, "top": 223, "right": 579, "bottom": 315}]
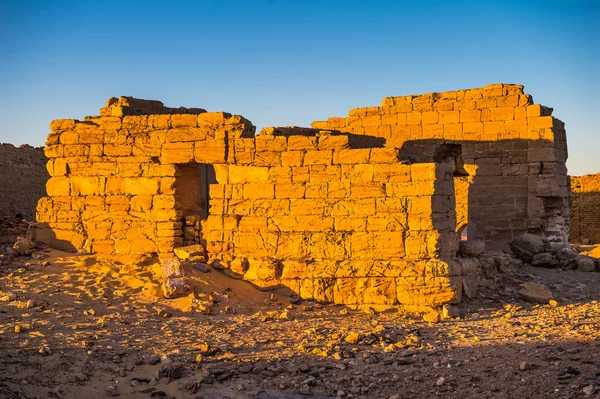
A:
[{"left": 0, "top": 251, "right": 599, "bottom": 399}]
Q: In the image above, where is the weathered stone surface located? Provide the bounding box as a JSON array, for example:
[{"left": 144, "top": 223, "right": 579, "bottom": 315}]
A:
[
  {"left": 575, "top": 255, "right": 596, "bottom": 272},
  {"left": 173, "top": 244, "right": 205, "bottom": 260},
  {"left": 161, "top": 257, "right": 184, "bottom": 278},
  {"left": 33, "top": 86, "right": 570, "bottom": 311},
  {"left": 459, "top": 240, "right": 486, "bottom": 257},
  {"left": 13, "top": 237, "right": 36, "bottom": 255},
  {"left": 162, "top": 277, "right": 192, "bottom": 299},
  {"left": 518, "top": 282, "right": 553, "bottom": 304},
  {"left": 509, "top": 234, "right": 546, "bottom": 262},
  {"left": 570, "top": 173, "right": 600, "bottom": 244},
  {"left": 531, "top": 252, "right": 555, "bottom": 267}
]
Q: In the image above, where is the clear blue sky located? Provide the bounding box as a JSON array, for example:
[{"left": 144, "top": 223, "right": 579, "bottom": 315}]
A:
[{"left": 0, "top": 0, "right": 598, "bottom": 175}]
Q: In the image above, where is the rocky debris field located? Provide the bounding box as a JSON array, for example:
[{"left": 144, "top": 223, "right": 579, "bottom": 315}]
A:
[{"left": 0, "top": 235, "right": 599, "bottom": 399}]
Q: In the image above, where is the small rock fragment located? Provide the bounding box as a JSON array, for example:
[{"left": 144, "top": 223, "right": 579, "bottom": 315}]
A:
[{"left": 518, "top": 282, "right": 553, "bottom": 304}]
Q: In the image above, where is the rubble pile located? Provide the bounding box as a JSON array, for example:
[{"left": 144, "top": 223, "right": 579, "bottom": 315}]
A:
[{"left": 509, "top": 233, "right": 600, "bottom": 272}]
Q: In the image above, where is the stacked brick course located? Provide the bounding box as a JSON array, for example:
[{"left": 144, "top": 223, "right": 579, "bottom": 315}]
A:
[
  {"left": 570, "top": 173, "right": 600, "bottom": 244},
  {"left": 312, "top": 84, "right": 569, "bottom": 245},
  {"left": 0, "top": 143, "right": 48, "bottom": 220},
  {"left": 36, "top": 96, "right": 475, "bottom": 310}
]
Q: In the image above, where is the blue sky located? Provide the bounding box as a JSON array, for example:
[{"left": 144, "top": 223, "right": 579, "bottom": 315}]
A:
[{"left": 0, "top": 0, "right": 598, "bottom": 175}]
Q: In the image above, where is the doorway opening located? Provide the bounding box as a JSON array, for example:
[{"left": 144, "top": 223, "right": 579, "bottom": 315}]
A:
[{"left": 174, "top": 163, "right": 216, "bottom": 246}]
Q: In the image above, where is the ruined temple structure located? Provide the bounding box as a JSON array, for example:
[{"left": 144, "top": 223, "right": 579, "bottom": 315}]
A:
[{"left": 35, "top": 84, "right": 570, "bottom": 310}]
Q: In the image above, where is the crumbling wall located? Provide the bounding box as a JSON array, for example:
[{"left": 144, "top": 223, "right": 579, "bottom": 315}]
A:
[
  {"left": 0, "top": 143, "right": 48, "bottom": 220},
  {"left": 36, "top": 97, "right": 481, "bottom": 310},
  {"left": 312, "top": 84, "right": 569, "bottom": 246},
  {"left": 36, "top": 97, "right": 254, "bottom": 252},
  {"left": 570, "top": 173, "right": 600, "bottom": 244},
  {"left": 202, "top": 133, "right": 463, "bottom": 309}
]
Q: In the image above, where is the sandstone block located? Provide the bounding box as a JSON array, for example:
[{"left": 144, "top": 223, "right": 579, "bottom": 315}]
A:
[
  {"left": 171, "top": 114, "right": 198, "bottom": 128},
  {"left": 174, "top": 244, "right": 205, "bottom": 260},
  {"left": 194, "top": 140, "right": 227, "bottom": 163},
  {"left": 161, "top": 142, "right": 194, "bottom": 164},
  {"left": 162, "top": 277, "right": 192, "bottom": 298},
  {"left": 46, "top": 177, "right": 70, "bottom": 196},
  {"left": 303, "top": 150, "right": 333, "bottom": 166},
  {"left": 458, "top": 240, "right": 486, "bottom": 257},
  {"left": 333, "top": 149, "right": 370, "bottom": 164},
  {"left": 161, "top": 257, "right": 185, "bottom": 278},
  {"left": 50, "top": 119, "right": 76, "bottom": 131},
  {"left": 518, "top": 282, "right": 553, "bottom": 304},
  {"left": 287, "top": 136, "right": 317, "bottom": 151}
]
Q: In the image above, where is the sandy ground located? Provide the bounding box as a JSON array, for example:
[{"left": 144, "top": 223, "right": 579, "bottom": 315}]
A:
[{"left": 0, "top": 249, "right": 599, "bottom": 399}]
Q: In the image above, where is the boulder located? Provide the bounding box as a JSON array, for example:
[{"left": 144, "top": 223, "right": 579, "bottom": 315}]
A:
[
  {"left": 459, "top": 240, "right": 486, "bottom": 257},
  {"left": 531, "top": 252, "right": 556, "bottom": 267},
  {"left": 556, "top": 248, "right": 578, "bottom": 262},
  {"left": 509, "top": 234, "right": 545, "bottom": 262},
  {"left": 576, "top": 255, "right": 596, "bottom": 272},
  {"left": 162, "top": 277, "right": 193, "bottom": 299},
  {"left": 518, "top": 282, "right": 553, "bottom": 304}
]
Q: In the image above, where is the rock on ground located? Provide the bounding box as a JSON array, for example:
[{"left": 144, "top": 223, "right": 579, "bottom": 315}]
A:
[
  {"left": 518, "top": 282, "right": 553, "bottom": 304},
  {"left": 509, "top": 233, "right": 546, "bottom": 262}
]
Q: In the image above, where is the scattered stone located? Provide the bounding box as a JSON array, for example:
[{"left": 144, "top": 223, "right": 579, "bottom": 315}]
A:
[
  {"left": 192, "top": 263, "right": 211, "bottom": 273},
  {"left": 161, "top": 257, "right": 184, "bottom": 278},
  {"left": 436, "top": 377, "right": 445, "bottom": 386},
  {"left": 442, "top": 304, "right": 460, "bottom": 319},
  {"left": 174, "top": 244, "right": 205, "bottom": 260},
  {"left": 423, "top": 310, "right": 441, "bottom": 323},
  {"left": 459, "top": 240, "right": 486, "bottom": 257},
  {"left": 519, "top": 361, "right": 531, "bottom": 371},
  {"left": 149, "top": 356, "right": 161, "bottom": 365},
  {"left": 13, "top": 236, "right": 36, "bottom": 255},
  {"left": 162, "top": 277, "right": 192, "bottom": 299},
  {"left": 470, "top": 313, "right": 480, "bottom": 321},
  {"left": 575, "top": 255, "right": 596, "bottom": 272},
  {"left": 344, "top": 332, "right": 360, "bottom": 344},
  {"left": 518, "top": 282, "right": 553, "bottom": 304},
  {"left": 38, "top": 346, "right": 52, "bottom": 356},
  {"left": 0, "top": 293, "right": 17, "bottom": 301},
  {"left": 583, "top": 385, "right": 595, "bottom": 396},
  {"left": 531, "top": 252, "right": 555, "bottom": 267}
]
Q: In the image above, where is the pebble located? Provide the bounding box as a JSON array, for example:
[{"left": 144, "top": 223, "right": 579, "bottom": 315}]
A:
[
  {"left": 471, "top": 313, "right": 480, "bottom": 321},
  {"left": 39, "top": 346, "right": 52, "bottom": 356},
  {"left": 583, "top": 385, "right": 595, "bottom": 396},
  {"left": 519, "top": 361, "right": 531, "bottom": 371},
  {"left": 436, "top": 377, "right": 445, "bottom": 386},
  {"left": 344, "top": 332, "right": 360, "bottom": 344}
]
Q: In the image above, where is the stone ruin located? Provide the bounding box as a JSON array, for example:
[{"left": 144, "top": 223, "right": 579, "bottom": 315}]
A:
[
  {"left": 0, "top": 143, "right": 48, "bottom": 220},
  {"left": 570, "top": 173, "right": 600, "bottom": 244},
  {"left": 33, "top": 84, "right": 571, "bottom": 311}
]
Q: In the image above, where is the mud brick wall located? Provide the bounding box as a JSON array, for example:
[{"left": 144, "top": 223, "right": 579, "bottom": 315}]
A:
[
  {"left": 0, "top": 143, "right": 49, "bottom": 220},
  {"left": 312, "top": 84, "right": 570, "bottom": 246},
  {"left": 570, "top": 174, "right": 600, "bottom": 244}
]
